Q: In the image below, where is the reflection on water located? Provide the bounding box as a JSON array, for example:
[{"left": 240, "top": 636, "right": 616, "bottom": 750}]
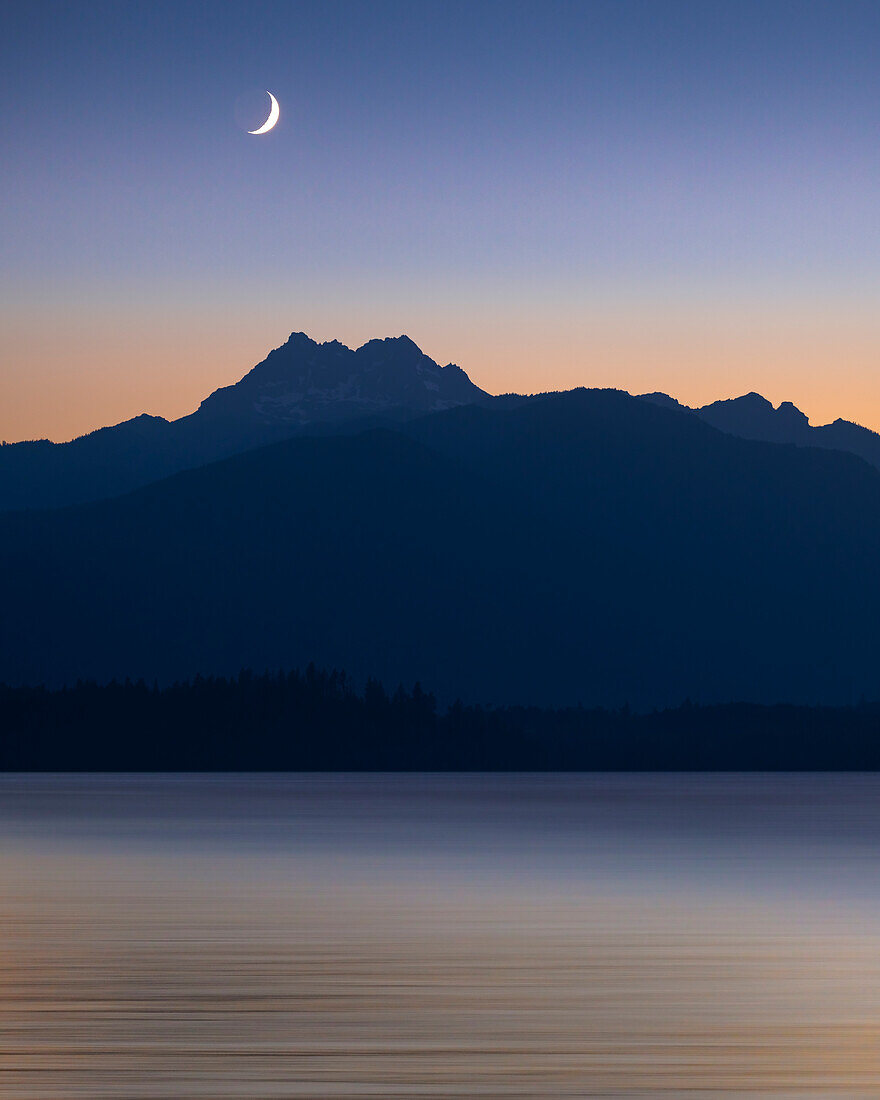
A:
[{"left": 2, "top": 774, "right": 880, "bottom": 1097}]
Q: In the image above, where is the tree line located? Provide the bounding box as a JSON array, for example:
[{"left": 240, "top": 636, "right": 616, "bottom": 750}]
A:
[{"left": 2, "top": 665, "right": 880, "bottom": 770}]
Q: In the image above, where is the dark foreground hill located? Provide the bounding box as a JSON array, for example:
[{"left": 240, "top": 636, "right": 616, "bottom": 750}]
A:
[
  {"left": 3, "top": 670, "right": 880, "bottom": 770},
  {"left": 3, "top": 388, "right": 880, "bottom": 708},
  {"left": 0, "top": 332, "right": 489, "bottom": 511}
]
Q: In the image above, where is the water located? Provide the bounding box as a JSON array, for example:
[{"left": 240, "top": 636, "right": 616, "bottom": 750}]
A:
[{"left": 2, "top": 773, "right": 880, "bottom": 1097}]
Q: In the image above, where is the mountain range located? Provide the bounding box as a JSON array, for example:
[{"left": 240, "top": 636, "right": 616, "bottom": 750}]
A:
[
  {"left": 3, "top": 333, "right": 880, "bottom": 513},
  {"left": 638, "top": 390, "right": 880, "bottom": 472},
  {"left": 0, "top": 333, "right": 489, "bottom": 511},
  {"left": 2, "top": 333, "right": 880, "bottom": 709}
]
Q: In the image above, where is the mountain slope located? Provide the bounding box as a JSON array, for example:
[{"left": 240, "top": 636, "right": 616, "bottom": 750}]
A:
[
  {"left": 0, "top": 333, "right": 489, "bottom": 511},
  {"left": 3, "top": 388, "right": 880, "bottom": 708}
]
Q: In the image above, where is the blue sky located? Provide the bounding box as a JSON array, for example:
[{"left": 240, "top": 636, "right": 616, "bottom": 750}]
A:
[{"left": 3, "top": 0, "right": 880, "bottom": 439}]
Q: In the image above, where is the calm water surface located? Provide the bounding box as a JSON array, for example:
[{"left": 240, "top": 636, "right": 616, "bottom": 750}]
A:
[{"left": 2, "top": 773, "right": 880, "bottom": 1097}]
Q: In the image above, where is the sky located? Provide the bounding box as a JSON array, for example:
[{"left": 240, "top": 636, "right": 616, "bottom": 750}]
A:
[{"left": 2, "top": 0, "right": 880, "bottom": 442}]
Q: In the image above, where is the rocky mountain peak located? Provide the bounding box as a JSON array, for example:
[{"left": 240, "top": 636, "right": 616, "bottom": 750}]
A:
[
  {"left": 776, "top": 400, "right": 810, "bottom": 426},
  {"left": 194, "top": 331, "right": 489, "bottom": 428}
]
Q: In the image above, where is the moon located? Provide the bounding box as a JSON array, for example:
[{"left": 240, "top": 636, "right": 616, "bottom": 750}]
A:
[{"left": 248, "top": 92, "right": 279, "bottom": 135}]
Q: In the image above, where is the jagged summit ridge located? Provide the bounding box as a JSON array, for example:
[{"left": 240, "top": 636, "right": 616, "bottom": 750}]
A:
[
  {"left": 196, "top": 331, "right": 488, "bottom": 427},
  {"left": 637, "top": 389, "right": 880, "bottom": 471}
]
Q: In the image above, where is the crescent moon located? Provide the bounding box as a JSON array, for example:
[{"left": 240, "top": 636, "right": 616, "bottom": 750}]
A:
[{"left": 248, "top": 92, "right": 280, "bottom": 135}]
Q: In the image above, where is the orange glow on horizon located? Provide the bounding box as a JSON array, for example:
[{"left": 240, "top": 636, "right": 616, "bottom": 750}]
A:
[{"left": 2, "top": 306, "right": 879, "bottom": 443}]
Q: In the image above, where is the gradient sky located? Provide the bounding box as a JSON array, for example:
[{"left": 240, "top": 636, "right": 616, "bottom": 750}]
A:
[{"left": 3, "top": 0, "right": 880, "bottom": 441}]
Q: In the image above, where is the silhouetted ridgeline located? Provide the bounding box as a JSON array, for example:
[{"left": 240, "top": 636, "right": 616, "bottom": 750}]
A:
[{"left": 3, "top": 668, "right": 880, "bottom": 770}]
